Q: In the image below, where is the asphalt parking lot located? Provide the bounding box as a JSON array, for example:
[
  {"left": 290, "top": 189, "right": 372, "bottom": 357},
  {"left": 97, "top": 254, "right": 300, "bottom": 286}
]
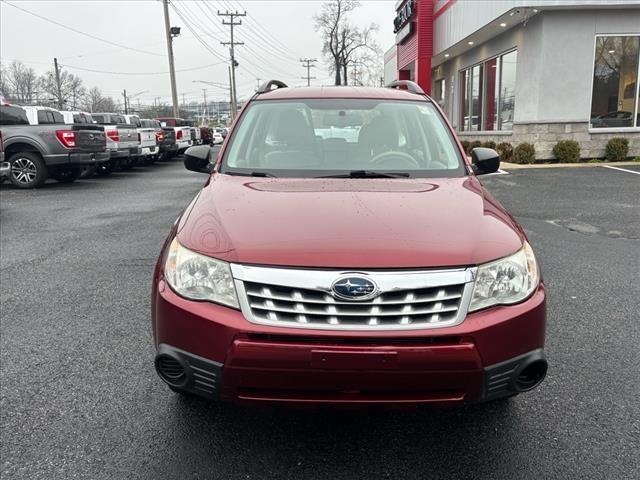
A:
[{"left": 1, "top": 162, "right": 638, "bottom": 479}]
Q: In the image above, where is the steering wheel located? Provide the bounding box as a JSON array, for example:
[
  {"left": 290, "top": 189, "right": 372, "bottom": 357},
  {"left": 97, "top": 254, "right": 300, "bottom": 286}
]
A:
[{"left": 371, "top": 150, "right": 420, "bottom": 169}]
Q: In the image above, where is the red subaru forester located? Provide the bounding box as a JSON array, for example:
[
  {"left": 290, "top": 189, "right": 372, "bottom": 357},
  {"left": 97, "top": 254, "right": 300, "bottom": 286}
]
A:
[{"left": 151, "top": 80, "right": 547, "bottom": 406}]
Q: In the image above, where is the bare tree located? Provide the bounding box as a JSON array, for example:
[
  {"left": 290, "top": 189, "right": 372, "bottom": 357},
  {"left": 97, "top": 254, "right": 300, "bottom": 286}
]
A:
[
  {"left": 81, "top": 87, "right": 119, "bottom": 113},
  {"left": 3, "top": 60, "right": 40, "bottom": 104},
  {"left": 40, "top": 67, "right": 86, "bottom": 109},
  {"left": 314, "top": 1, "right": 380, "bottom": 86}
]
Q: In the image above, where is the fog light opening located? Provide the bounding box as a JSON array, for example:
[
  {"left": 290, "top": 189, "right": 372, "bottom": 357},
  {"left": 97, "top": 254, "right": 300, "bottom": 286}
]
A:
[
  {"left": 515, "top": 359, "right": 547, "bottom": 391},
  {"left": 156, "top": 354, "right": 186, "bottom": 386}
]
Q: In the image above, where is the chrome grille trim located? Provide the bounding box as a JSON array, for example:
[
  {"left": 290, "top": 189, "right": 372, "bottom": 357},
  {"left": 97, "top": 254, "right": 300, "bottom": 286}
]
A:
[{"left": 231, "top": 264, "right": 476, "bottom": 331}]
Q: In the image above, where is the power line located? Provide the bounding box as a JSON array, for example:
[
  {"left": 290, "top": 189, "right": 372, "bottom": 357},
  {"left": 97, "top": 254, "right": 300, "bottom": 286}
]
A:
[
  {"left": 3, "top": 1, "right": 164, "bottom": 57},
  {"left": 61, "top": 61, "right": 227, "bottom": 76},
  {"left": 170, "top": 3, "right": 228, "bottom": 63}
]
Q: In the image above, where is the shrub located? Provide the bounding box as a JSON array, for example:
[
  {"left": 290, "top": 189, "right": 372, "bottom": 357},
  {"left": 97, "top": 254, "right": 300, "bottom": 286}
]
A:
[
  {"left": 634, "top": 156, "right": 640, "bottom": 163},
  {"left": 605, "top": 137, "right": 629, "bottom": 161},
  {"left": 481, "top": 140, "right": 496, "bottom": 150},
  {"left": 496, "top": 142, "right": 514, "bottom": 162},
  {"left": 470, "top": 140, "right": 482, "bottom": 151},
  {"left": 588, "top": 158, "right": 603, "bottom": 163},
  {"left": 459, "top": 140, "right": 471, "bottom": 155},
  {"left": 552, "top": 140, "right": 581, "bottom": 163},
  {"left": 513, "top": 142, "right": 536, "bottom": 164}
]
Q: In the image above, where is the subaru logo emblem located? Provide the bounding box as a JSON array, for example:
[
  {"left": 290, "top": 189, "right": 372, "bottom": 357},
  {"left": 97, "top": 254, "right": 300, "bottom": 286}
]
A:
[{"left": 331, "top": 275, "right": 379, "bottom": 301}]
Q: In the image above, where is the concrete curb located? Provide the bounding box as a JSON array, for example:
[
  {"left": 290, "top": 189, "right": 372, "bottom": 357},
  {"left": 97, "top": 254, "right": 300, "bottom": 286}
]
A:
[{"left": 499, "top": 161, "right": 639, "bottom": 170}]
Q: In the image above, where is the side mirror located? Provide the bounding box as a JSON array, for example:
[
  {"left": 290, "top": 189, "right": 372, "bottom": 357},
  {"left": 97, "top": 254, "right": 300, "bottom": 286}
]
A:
[
  {"left": 184, "top": 145, "right": 213, "bottom": 174},
  {"left": 471, "top": 147, "right": 500, "bottom": 175}
]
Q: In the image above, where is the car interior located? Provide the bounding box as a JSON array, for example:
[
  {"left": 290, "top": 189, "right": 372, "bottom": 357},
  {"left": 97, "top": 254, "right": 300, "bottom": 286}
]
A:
[{"left": 226, "top": 101, "right": 462, "bottom": 173}]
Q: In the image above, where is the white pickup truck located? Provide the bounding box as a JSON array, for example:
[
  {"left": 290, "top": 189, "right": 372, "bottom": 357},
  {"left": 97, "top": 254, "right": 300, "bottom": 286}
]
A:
[
  {"left": 156, "top": 117, "right": 192, "bottom": 153},
  {"left": 124, "top": 114, "right": 158, "bottom": 165},
  {"left": 92, "top": 113, "right": 139, "bottom": 173}
]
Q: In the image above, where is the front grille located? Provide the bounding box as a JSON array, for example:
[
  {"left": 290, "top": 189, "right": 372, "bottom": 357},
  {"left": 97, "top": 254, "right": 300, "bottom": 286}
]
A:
[
  {"left": 244, "top": 281, "right": 465, "bottom": 329},
  {"left": 233, "top": 265, "right": 474, "bottom": 331}
]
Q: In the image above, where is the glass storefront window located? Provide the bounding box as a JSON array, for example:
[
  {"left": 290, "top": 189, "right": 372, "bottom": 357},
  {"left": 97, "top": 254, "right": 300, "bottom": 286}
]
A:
[
  {"left": 459, "top": 49, "right": 517, "bottom": 132},
  {"left": 590, "top": 36, "right": 640, "bottom": 129}
]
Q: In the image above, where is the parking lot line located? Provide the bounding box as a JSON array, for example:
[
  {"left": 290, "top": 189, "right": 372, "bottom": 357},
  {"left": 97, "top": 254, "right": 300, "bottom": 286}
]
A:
[{"left": 601, "top": 165, "right": 640, "bottom": 176}]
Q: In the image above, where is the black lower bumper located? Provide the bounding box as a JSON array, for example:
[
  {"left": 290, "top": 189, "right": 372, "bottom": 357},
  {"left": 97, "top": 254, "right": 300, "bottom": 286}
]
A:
[
  {"left": 155, "top": 344, "right": 222, "bottom": 399},
  {"left": 482, "top": 349, "right": 547, "bottom": 401}
]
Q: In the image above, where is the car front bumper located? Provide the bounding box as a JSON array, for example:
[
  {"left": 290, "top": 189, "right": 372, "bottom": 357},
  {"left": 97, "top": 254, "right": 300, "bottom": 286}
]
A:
[{"left": 153, "top": 280, "right": 547, "bottom": 406}]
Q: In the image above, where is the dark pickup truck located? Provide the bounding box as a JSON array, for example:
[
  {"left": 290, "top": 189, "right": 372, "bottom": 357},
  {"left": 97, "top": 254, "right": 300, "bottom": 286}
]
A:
[{"left": 0, "top": 104, "right": 109, "bottom": 188}]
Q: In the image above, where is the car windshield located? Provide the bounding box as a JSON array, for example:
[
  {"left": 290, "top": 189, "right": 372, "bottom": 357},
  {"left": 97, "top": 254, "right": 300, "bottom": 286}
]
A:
[{"left": 221, "top": 99, "right": 466, "bottom": 178}]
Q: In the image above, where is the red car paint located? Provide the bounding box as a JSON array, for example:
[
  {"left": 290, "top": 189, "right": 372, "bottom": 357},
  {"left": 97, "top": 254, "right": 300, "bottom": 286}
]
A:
[{"left": 152, "top": 85, "right": 547, "bottom": 406}]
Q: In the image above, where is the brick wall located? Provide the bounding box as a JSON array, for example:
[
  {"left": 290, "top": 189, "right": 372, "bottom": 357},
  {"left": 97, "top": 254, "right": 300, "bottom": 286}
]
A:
[{"left": 458, "top": 123, "right": 640, "bottom": 160}]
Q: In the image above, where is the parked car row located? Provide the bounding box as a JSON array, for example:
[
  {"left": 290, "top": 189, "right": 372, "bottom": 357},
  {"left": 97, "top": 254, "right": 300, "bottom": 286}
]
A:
[{"left": 0, "top": 103, "right": 225, "bottom": 188}]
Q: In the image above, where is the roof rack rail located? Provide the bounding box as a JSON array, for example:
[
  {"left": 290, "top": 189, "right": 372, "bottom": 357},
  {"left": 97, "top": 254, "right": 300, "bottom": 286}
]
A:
[
  {"left": 256, "top": 80, "right": 288, "bottom": 94},
  {"left": 386, "top": 80, "right": 425, "bottom": 95}
]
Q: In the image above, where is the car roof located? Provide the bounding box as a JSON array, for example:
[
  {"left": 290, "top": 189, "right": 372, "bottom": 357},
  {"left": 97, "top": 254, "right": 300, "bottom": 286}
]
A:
[{"left": 254, "top": 86, "right": 430, "bottom": 102}]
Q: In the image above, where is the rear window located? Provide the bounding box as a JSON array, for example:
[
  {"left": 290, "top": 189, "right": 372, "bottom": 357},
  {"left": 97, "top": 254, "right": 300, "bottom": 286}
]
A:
[
  {"left": 37, "top": 110, "right": 65, "bottom": 125},
  {"left": 92, "top": 115, "right": 106, "bottom": 124},
  {"left": 111, "top": 115, "right": 126, "bottom": 124},
  {"left": 0, "top": 105, "right": 29, "bottom": 125}
]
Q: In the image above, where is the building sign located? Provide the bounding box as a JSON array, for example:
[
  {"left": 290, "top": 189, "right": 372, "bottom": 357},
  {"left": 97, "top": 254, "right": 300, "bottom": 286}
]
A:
[
  {"left": 396, "top": 22, "right": 414, "bottom": 44},
  {"left": 394, "top": 0, "right": 416, "bottom": 33}
]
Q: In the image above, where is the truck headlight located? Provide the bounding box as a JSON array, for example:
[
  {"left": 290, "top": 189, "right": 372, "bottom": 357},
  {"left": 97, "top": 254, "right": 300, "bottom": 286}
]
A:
[
  {"left": 164, "top": 238, "right": 239, "bottom": 308},
  {"left": 469, "top": 242, "right": 539, "bottom": 312}
]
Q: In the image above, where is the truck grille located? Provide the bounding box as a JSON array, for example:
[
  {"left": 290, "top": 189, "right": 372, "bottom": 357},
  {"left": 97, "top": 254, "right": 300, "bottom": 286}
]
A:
[{"left": 232, "top": 265, "right": 474, "bottom": 331}]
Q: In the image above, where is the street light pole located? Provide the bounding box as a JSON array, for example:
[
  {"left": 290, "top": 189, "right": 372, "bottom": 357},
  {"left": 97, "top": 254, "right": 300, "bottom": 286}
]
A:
[{"left": 162, "top": 0, "right": 179, "bottom": 117}]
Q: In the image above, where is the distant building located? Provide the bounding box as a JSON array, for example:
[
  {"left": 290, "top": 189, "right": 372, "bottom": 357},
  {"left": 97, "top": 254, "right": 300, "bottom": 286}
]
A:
[{"left": 384, "top": 0, "right": 640, "bottom": 159}]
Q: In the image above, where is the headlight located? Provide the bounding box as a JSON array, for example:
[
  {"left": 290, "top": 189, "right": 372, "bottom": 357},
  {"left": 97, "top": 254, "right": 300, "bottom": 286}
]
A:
[
  {"left": 469, "top": 241, "right": 539, "bottom": 312},
  {"left": 164, "top": 238, "right": 239, "bottom": 308}
]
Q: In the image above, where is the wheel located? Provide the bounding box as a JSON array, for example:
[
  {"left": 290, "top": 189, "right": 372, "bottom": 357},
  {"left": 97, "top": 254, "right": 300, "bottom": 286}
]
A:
[
  {"left": 96, "top": 162, "right": 113, "bottom": 176},
  {"left": 8, "top": 152, "right": 48, "bottom": 188},
  {"left": 52, "top": 167, "right": 81, "bottom": 183}
]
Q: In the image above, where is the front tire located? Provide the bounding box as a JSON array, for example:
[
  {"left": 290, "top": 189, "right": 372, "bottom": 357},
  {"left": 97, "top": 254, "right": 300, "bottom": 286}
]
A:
[{"left": 8, "top": 152, "right": 48, "bottom": 188}]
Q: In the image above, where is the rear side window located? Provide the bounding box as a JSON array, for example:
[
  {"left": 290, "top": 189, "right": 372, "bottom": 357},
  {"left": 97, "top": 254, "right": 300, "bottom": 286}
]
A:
[
  {"left": 37, "top": 110, "right": 65, "bottom": 124},
  {"left": 0, "top": 106, "right": 29, "bottom": 125},
  {"left": 73, "top": 114, "right": 93, "bottom": 124}
]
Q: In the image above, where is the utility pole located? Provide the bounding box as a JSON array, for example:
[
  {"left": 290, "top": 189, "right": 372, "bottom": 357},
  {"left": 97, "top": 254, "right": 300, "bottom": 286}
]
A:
[
  {"left": 202, "top": 89, "right": 208, "bottom": 125},
  {"left": 162, "top": 0, "right": 180, "bottom": 117},
  {"left": 53, "top": 58, "right": 63, "bottom": 110},
  {"left": 219, "top": 9, "right": 246, "bottom": 119},
  {"left": 228, "top": 66, "right": 234, "bottom": 121},
  {"left": 300, "top": 58, "right": 317, "bottom": 86},
  {"left": 379, "top": 76, "right": 385, "bottom": 87},
  {"left": 122, "top": 89, "right": 128, "bottom": 114},
  {"left": 256, "top": 78, "right": 262, "bottom": 91},
  {"left": 351, "top": 61, "right": 364, "bottom": 86}
]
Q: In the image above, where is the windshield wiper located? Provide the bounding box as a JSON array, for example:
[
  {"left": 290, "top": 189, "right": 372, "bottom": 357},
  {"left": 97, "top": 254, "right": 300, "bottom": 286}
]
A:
[
  {"left": 225, "top": 171, "right": 277, "bottom": 178},
  {"left": 317, "top": 170, "right": 411, "bottom": 179}
]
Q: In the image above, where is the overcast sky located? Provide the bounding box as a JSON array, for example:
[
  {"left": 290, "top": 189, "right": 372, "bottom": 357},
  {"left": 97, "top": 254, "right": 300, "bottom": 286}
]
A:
[{"left": 1, "top": 0, "right": 396, "bottom": 107}]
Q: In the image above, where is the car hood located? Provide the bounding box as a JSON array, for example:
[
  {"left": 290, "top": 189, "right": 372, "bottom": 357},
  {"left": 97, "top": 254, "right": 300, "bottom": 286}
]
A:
[{"left": 176, "top": 174, "right": 525, "bottom": 269}]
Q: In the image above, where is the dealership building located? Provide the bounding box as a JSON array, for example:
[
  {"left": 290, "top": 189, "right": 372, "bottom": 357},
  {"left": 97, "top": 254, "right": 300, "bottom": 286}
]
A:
[{"left": 384, "top": 0, "right": 640, "bottom": 159}]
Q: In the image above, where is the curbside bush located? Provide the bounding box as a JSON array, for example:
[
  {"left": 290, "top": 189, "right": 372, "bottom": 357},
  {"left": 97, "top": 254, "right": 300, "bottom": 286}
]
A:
[
  {"left": 513, "top": 143, "right": 536, "bottom": 164},
  {"left": 605, "top": 137, "right": 629, "bottom": 162},
  {"left": 496, "top": 142, "right": 514, "bottom": 162},
  {"left": 470, "top": 140, "right": 482, "bottom": 151},
  {"left": 460, "top": 140, "right": 471, "bottom": 155},
  {"left": 482, "top": 140, "right": 497, "bottom": 150},
  {"left": 552, "top": 140, "right": 581, "bottom": 163}
]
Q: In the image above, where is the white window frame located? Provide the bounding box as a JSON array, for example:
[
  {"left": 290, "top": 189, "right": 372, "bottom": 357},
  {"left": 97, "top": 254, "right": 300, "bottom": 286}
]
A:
[{"left": 588, "top": 33, "right": 640, "bottom": 133}]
